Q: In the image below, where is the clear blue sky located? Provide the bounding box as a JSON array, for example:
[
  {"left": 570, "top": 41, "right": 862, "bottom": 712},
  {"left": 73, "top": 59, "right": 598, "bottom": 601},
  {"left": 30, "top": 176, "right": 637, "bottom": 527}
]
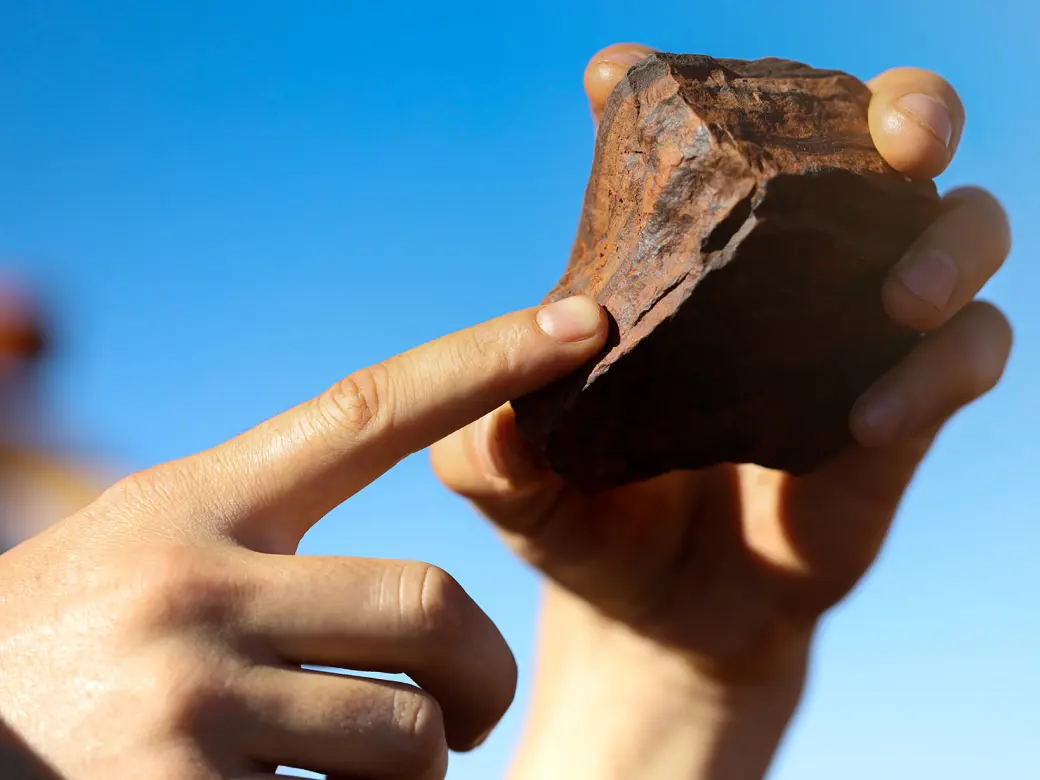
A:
[{"left": 2, "top": 1, "right": 1037, "bottom": 777}]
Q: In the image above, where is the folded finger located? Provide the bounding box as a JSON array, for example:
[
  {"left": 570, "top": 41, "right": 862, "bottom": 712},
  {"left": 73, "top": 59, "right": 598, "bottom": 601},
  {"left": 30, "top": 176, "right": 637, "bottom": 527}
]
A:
[
  {"left": 882, "top": 187, "right": 1011, "bottom": 332},
  {"left": 851, "top": 301, "right": 1012, "bottom": 447},
  {"left": 241, "top": 555, "right": 516, "bottom": 751},
  {"left": 238, "top": 668, "right": 448, "bottom": 780}
]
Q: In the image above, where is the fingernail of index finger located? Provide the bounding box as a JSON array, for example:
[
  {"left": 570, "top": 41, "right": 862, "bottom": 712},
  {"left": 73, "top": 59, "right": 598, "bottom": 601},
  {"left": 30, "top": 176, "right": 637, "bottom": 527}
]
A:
[{"left": 537, "top": 296, "right": 604, "bottom": 342}]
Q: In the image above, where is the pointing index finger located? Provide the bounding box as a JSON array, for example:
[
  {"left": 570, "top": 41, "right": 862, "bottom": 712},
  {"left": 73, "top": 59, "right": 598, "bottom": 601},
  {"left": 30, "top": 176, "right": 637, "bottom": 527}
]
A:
[{"left": 208, "top": 297, "right": 608, "bottom": 547}]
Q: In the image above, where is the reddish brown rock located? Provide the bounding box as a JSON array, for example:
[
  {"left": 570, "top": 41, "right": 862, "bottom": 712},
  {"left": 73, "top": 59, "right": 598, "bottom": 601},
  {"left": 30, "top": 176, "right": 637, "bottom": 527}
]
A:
[{"left": 511, "top": 53, "right": 942, "bottom": 491}]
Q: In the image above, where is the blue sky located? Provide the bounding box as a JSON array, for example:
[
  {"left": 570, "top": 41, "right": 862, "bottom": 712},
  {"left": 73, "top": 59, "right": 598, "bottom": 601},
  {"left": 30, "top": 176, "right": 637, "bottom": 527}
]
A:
[{"left": 1, "top": 1, "right": 1037, "bottom": 777}]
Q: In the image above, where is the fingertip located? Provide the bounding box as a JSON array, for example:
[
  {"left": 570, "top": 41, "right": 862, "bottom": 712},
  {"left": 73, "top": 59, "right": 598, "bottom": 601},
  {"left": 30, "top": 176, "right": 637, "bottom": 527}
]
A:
[
  {"left": 584, "top": 43, "right": 656, "bottom": 123},
  {"left": 584, "top": 59, "right": 629, "bottom": 121},
  {"left": 966, "top": 300, "right": 1015, "bottom": 368},
  {"left": 869, "top": 100, "right": 951, "bottom": 179},
  {"left": 868, "top": 67, "right": 965, "bottom": 179},
  {"left": 943, "top": 186, "right": 1013, "bottom": 259},
  {"left": 535, "top": 294, "right": 609, "bottom": 346}
]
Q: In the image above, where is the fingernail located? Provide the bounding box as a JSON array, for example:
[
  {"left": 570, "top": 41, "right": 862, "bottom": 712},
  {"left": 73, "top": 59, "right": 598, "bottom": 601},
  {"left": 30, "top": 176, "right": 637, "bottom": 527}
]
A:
[
  {"left": 607, "top": 50, "right": 649, "bottom": 69},
  {"left": 853, "top": 390, "right": 905, "bottom": 445},
  {"left": 536, "top": 296, "right": 603, "bottom": 343},
  {"left": 895, "top": 249, "right": 958, "bottom": 310},
  {"left": 895, "top": 93, "right": 953, "bottom": 147}
]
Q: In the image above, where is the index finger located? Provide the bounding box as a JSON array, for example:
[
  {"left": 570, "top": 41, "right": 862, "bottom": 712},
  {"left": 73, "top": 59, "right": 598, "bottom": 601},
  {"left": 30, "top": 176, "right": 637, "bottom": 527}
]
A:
[{"left": 206, "top": 296, "right": 608, "bottom": 546}]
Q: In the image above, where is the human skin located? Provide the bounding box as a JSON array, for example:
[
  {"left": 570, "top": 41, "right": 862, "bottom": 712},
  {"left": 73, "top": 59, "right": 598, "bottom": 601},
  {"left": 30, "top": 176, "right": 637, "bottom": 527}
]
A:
[
  {"left": 432, "top": 44, "right": 1013, "bottom": 779},
  {"left": 0, "top": 298, "right": 612, "bottom": 778}
]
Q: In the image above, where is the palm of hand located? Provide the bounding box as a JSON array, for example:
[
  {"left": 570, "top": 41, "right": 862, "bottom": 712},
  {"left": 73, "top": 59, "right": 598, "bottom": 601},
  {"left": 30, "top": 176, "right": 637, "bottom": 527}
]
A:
[{"left": 495, "top": 430, "right": 930, "bottom": 674}]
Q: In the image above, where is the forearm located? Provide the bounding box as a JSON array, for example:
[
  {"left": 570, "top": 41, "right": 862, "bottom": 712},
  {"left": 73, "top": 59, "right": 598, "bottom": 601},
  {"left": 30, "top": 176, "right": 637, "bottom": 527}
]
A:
[{"left": 510, "top": 585, "right": 810, "bottom": 780}]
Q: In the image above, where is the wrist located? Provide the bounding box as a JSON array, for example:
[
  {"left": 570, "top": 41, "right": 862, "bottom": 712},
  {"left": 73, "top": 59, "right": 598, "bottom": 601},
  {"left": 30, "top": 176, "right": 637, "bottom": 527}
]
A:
[{"left": 510, "top": 584, "right": 812, "bottom": 780}]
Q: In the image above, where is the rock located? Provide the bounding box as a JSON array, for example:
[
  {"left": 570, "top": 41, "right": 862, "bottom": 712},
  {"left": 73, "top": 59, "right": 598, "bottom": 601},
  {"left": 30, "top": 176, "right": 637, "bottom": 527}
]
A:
[{"left": 511, "top": 53, "right": 942, "bottom": 491}]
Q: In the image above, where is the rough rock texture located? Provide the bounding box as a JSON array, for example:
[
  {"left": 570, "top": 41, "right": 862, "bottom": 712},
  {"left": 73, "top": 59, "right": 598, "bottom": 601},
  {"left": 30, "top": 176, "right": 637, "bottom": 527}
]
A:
[{"left": 511, "top": 53, "right": 942, "bottom": 491}]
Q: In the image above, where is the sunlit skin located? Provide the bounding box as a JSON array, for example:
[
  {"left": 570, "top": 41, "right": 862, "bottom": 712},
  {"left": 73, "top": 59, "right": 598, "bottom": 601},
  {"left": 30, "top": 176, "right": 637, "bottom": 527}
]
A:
[
  {"left": 0, "top": 44, "right": 1014, "bottom": 780},
  {"left": 0, "top": 293, "right": 616, "bottom": 777},
  {"left": 433, "top": 44, "right": 1012, "bottom": 778}
]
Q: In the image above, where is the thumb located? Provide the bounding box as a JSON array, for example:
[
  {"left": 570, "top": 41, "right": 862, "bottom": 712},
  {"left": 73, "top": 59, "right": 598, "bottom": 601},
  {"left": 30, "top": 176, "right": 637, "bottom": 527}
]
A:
[
  {"left": 188, "top": 296, "right": 608, "bottom": 550},
  {"left": 431, "top": 402, "right": 565, "bottom": 535}
]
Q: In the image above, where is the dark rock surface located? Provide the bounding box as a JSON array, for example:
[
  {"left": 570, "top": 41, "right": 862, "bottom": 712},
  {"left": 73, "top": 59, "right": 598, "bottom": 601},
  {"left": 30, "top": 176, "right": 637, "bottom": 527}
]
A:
[{"left": 512, "top": 53, "right": 942, "bottom": 491}]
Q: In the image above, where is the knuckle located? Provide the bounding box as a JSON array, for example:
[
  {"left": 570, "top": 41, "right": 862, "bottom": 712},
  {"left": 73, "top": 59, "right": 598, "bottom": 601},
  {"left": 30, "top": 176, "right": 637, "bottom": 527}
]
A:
[
  {"left": 127, "top": 547, "right": 247, "bottom": 630},
  {"left": 148, "top": 653, "right": 237, "bottom": 736},
  {"left": 130, "top": 648, "right": 238, "bottom": 740},
  {"left": 314, "top": 362, "right": 394, "bottom": 442},
  {"left": 99, "top": 462, "right": 209, "bottom": 518},
  {"left": 398, "top": 562, "right": 470, "bottom": 641},
  {"left": 417, "top": 563, "right": 470, "bottom": 637},
  {"left": 101, "top": 467, "right": 166, "bottom": 509},
  {"left": 461, "top": 323, "right": 523, "bottom": 376},
  {"left": 391, "top": 688, "right": 448, "bottom": 778}
]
